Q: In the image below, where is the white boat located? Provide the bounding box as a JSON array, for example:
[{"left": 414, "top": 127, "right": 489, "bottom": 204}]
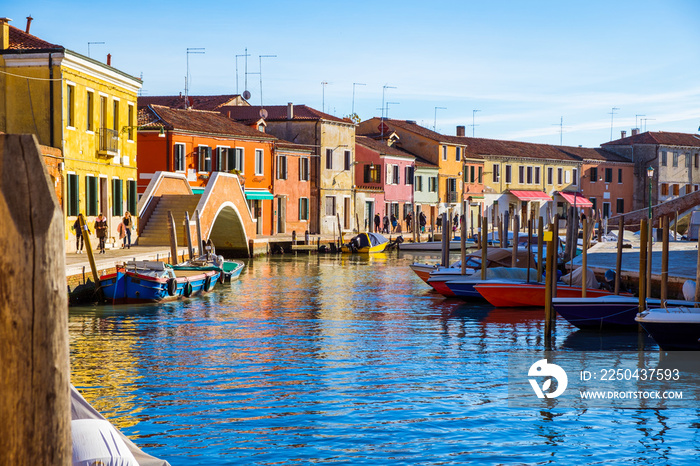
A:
[
  {"left": 399, "top": 239, "right": 476, "bottom": 251},
  {"left": 636, "top": 306, "right": 700, "bottom": 350}
]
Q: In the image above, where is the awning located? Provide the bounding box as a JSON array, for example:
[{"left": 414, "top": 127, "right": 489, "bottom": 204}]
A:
[
  {"left": 191, "top": 188, "right": 205, "bottom": 195},
  {"left": 559, "top": 192, "right": 593, "bottom": 208},
  {"left": 508, "top": 190, "right": 552, "bottom": 202},
  {"left": 244, "top": 188, "right": 274, "bottom": 200}
]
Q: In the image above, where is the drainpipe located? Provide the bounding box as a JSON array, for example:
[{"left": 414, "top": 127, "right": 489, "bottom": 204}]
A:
[{"left": 49, "top": 53, "right": 54, "bottom": 147}]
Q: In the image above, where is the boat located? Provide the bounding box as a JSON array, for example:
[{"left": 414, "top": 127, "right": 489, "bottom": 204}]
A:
[
  {"left": 398, "top": 238, "right": 477, "bottom": 251},
  {"left": 636, "top": 306, "right": 700, "bottom": 350},
  {"left": 172, "top": 254, "right": 245, "bottom": 283},
  {"left": 341, "top": 232, "right": 389, "bottom": 253},
  {"left": 474, "top": 282, "right": 621, "bottom": 308},
  {"left": 554, "top": 296, "right": 695, "bottom": 330},
  {"left": 444, "top": 267, "right": 542, "bottom": 300},
  {"left": 425, "top": 248, "right": 536, "bottom": 297},
  {"left": 99, "top": 260, "right": 221, "bottom": 304}
]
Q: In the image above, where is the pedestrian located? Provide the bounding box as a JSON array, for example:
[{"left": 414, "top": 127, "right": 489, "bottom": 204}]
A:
[
  {"left": 73, "top": 213, "right": 87, "bottom": 253},
  {"left": 117, "top": 221, "right": 126, "bottom": 247},
  {"left": 405, "top": 212, "right": 413, "bottom": 233},
  {"left": 419, "top": 212, "right": 427, "bottom": 233},
  {"left": 390, "top": 214, "right": 398, "bottom": 233},
  {"left": 374, "top": 213, "right": 381, "bottom": 233},
  {"left": 122, "top": 211, "right": 132, "bottom": 249},
  {"left": 94, "top": 213, "right": 107, "bottom": 254},
  {"left": 436, "top": 216, "right": 442, "bottom": 232},
  {"left": 382, "top": 214, "right": 390, "bottom": 234}
]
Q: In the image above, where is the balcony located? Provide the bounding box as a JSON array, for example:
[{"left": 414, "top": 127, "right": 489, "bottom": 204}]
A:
[{"left": 97, "top": 128, "right": 119, "bottom": 157}]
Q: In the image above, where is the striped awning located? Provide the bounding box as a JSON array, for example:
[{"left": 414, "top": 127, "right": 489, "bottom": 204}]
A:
[
  {"left": 244, "top": 188, "right": 274, "bottom": 200},
  {"left": 508, "top": 190, "right": 552, "bottom": 202},
  {"left": 559, "top": 192, "right": 593, "bottom": 208}
]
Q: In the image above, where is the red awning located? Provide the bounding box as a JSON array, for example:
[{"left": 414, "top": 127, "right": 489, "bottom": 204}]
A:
[
  {"left": 508, "top": 190, "right": 552, "bottom": 202},
  {"left": 559, "top": 192, "right": 593, "bottom": 207}
]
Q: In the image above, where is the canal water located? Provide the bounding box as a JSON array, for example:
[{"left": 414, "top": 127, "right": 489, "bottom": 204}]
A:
[{"left": 69, "top": 252, "right": 700, "bottom": 465}]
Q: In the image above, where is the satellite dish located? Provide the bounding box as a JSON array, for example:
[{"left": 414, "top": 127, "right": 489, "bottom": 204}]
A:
[
  {"left": 259, "top": 109, "right": 268, "bottom": 119},
  {"left": 242, "top": 90, "right": 251, "bottom": 100}
]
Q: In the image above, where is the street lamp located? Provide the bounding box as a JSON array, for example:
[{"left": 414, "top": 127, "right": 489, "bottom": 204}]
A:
[{"left": 647, "top": 166, "right": 654, "bottom": 219}]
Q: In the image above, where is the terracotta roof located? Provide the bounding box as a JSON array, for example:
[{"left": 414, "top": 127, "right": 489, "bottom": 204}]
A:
[
  {"left": 556, "top": 146, "right": 631, "bottom": 163},
  {"left": 6, "top": 24, "right": 61, "bottom": 50},
  {"left": 222, "top": 104, "right": 350, "bottom": 124},
  {"left": 413, "top": 154, "right": 439, "bottom": 169},
  {"left": 356, "top": 135, "right": 415, "bottom": 159},
  {"left": 602, "top": 131, "right": 700, "bottom": 148},
  {"left": 138, "top": 95, "right": 246, "bottom": 111},
  {"left": 139, "top": 105, "right": 276, "bottom": 140},
  {"left": 275, "top": 141, "right": 314, "bottom": 153},
  {"left": 364, "top": 118, "right": 470, "bottom": 145}
]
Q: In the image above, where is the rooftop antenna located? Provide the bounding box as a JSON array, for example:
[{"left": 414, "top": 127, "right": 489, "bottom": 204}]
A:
[
  {"left": 434, "top": 106, "right": 446, "bottom": 132},
  {"left": 241, "top": 48, "right": 252, "bottom": 100},
  {"left": 551, "top": 116, "right": 568, "bottom": 145},
  {"left": 641, "top": 118, "right": 655, "bottom": 132},
  {"left": 386, "top": 102, "right": 399, "bottom": 120},
  {"left": 635, "top": 114, "right": 645, "bottom": 131},
  {"left": 258, "top": 54, "right": 276, "bottom": 107},
  {"left": 87, "top": 41, "right": 104, "bottom": 58},
  {"left": 186, "top": 47, "right": 205, "bottom": 109},
  {"left": 609, "top": 107, "right": 619, "bottom": 141},
  {"left": 321, "top": 81, "right": 329, "bottom": 113},
  {"left": 469, "top": 109, "right": 481, "bottom": 137},
  {"left": 352, "top": 82, "right": 366, "bottom": 117},
  {"left": 235, "top": 49, "right": 250, "bottom": 95},
  {"left": 381, "top": 84, "right": 396, "bottom": 139}
]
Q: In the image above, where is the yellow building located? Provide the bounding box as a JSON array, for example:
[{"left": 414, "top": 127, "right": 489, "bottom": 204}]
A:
[{"left": 0, "top": 18, "right": 142, "bottom": 252}]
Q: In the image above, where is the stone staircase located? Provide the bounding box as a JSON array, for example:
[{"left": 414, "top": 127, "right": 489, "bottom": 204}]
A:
[{"left": 137, "top": 194, "right": 202, "bottom": 246}]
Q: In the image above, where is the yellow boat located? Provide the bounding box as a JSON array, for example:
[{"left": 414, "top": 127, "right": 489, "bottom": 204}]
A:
[{"left": 341, "top": 232, "right": 389, "bottom": 254}]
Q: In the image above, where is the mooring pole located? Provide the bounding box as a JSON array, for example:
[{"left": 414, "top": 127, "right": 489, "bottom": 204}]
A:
[
  {"left": 184, "top": 211, "right": 194, "bottom": 260},
  {"left": 195, "top": 209, "right": 203, "bottom": 255},
  {"left": 639, "top": 218, "right": 648, "bottom": 314},
  {"left": 481, "top": 215, "right": 488, "bottom": 280},
  {"left": 537, "top": 216, "right": 544, "bottom": 283},
  {"left": 544, "top": 218, "right": 556, "bottom": 348},
  {"left": 582, "top": 217, "right": 588, "bottom": 298},
  {"left": 168, "top": 210, "right": 179, "bottom": 265},
  {"left": 615, "top": 216, "right": 624, "bottom": 295},
  {"left": 512, "top": 215, "right": 519, "bottom": 268},
  {"left": 661, "top": 216, "right": 669, "bottom": 302},
  {"left": 461, "top": 200, "right": 467, "bottom": 275}
]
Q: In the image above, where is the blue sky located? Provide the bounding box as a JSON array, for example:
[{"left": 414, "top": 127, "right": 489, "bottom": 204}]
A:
[{"left": 7, "top": 0, "right": 700, "bottom": 147}]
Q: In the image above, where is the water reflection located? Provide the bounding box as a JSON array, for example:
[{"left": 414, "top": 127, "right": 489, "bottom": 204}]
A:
[{"left": 69, "top": 253, "right": 700, "bottom": 465}]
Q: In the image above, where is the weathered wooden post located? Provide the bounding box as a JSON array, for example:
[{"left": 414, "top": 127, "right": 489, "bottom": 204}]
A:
[
  {"left": 647, "top": 216, "right": 653, "bottom": 299},
  {"left": 582, "top": 217, "right": 588, "bottom": 298},
  {"left": 537, "top": 216, "right": 544, "bottom": 282},
  {"left": 544, "top": 218, "right": 557, "bottom": 348},
  {"left": 551, "top": 214, "right": 560, "bottom": 301},
  {"left": 502, "top": 211, "right": 509, "bottom": 248},
  {"left": 526, "top": 218, "right": 532, "bottom": 283},
  {"left": 661, "top": 216, "right": 669, "bottom": 302},
  {"left": 441, "top": 212, "right": 448, "bottom": 267},
  {"left": 195, "top": 209, "right": 203, "bottom": 255},
  {"left": 168, "top": 210, "right": 179, "bottom": 265},
  {"left": 0, "top": 134, "right": 71, "bottom": 464},
  {"left": 461, "top": 200, "right": 467, "bottom": 275},
  {"left": 639, "top": 218, "right": 648, "bottom": 314},
  {"left": 184, "top": 211, "right": 194, "bottom": 260},
  {"left": 615, "top": 216, "right": 624, "bottom": 295},
  {"left": 695, "top": 234, "right": 700, "bottom": 305},
  {"left": 77, "top": 214, "right": 100, "bottom": 288},
  {"left": 481, "top": 215, "right": 488, "bottom": 280},
  {"left": 305, "top": 230, "right": 310, "bottom": 245},
  {"left": 512, "top": 215, "right": 519, "bottom": 267},
  {"left": 292, "top": 230, "right": 297, "bottom": 245}
]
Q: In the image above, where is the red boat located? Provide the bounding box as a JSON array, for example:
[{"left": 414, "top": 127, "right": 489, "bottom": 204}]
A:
[{"left": 474, "top": 282, "right": 619, "bottom": 307}]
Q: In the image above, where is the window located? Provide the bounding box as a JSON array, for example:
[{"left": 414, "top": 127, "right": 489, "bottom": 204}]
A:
[
  {"left": 470, "top": 166, "right": 476, "bottom": 183},
  {"left": 478, "top": 166, "right": 482, "bottom": 183},
  {"left": 557, "top": 168, "right": 563, "bottom": 184},
  {"left": 198, "top": 146, "right": 212, "bottom": 172},
  {"left": 456, "top": 147, "right": 461, "bottom": 162},
  {"left": 86, "top": 175, "right": 98, "bottom": 216},
  {"left": 534, "top": 167, "right": 541, "bottom": 185},
  {"left": 255, "top": 149, "right": 264, "bottom": 175},
  {"left": 618, "top": 169, "right": 623, "bottom": 183},
  {"left": 616, "top": 198, "right": 624, "bottom": 214},
  {"left": 602, "top": 202, "right": 611, "bottom": 219},
  {"left": 429, "top": 176, "right": 438, "bottom": 192},
  {"left": 686, "top": 153, "right": 691, "bottom": 168},
  {"left": 661, "top": 151, "right": 667, "bottom": 166},
  {"left": 695, "top": 185, "right": 700, "bottom": 192},
  {"left": 215, "top": 147, "right": 227, "bottom": 171},
  {"left": 673, "top": 184, "right": 679, "bottom": 196},
  {"left": 673, "top": 152, "right": 679, "bottom": 167},
  {"left": 590, "top": 167, "right": 598, "bottom": 182},
  {"left": 344, "top": 150, "right": 352, "bottom": 171},
  {"left": 604, "top": 168, "right": 613, "bottom": 183},
  {"left": 86, "top": 91, "right": 94, "bottom": 132},
  {"left": 112, "top": 178, "right": 123, "bottom": 216},
  {"left": 590, "top": 197, "right": 597, "bottom": 213},
  {"left": 493, "top": 164, "right": 500, "bottom": 183},
  {"left": 228, "top": 148, "right": 244, "bottom": 172},
  {"left": 172, "top": 144, "right": 185, "bottom": 171},
  {"left": 325, "top": 148, "right": 333, "bottom": 170},
  {"left": 66, "top": 84, "right": 75, "bottom": 128},
  {"left": 299, "top": 157, "right": 309, "bottom": 181},
  {"left": 505, "top": 165, "right": 512, "bottom": 184},
  {"left": 276, "top": 155, "right": 288, "bottom": 179},
  {"left": 526, "top": 166, "right": 533, "bottom": 184},
  {"left": 127, "top": 180, "right": 137, "bottom": 215},
  {"left": 415, "top": 175, "right": 423, "bottom": 191},
  {"left": 299, "top": 198, "right": 309, "bottom": 221},
  {"left": 392, "top": 164, "right": 400, "bottom": 184},
  {"left": 67, "top": 174, "right": 79, "bottom": 216},
  {"left": 100, "top": 95, "right": 107, "bottom": 128},
  {"left": 661, "top": 183, "right": 668, "bottom": 196},
  {"left": 446, "top": 178, "right": 457, "bottom": 202},
  {"left": 405, "top": 166, "right": 414, "bottom": 185},
  {"left": 442, "top": 146, "right": 447, "bottom": 161},
  {"left": 547, "top": 167, "right": 553, "bottom": 185},
  {"left": 518, "top": 166, "right": 525, "bottom": 184},
  {"left": 325, "top": 196, "right": 336, "bottom": 216},
  {"left": 686, "top": 184, "right": 692, "bottom": 195},
  {"left": 572, "top": 168, "right": 578, "bottom": 186},
  {"left": 695, "top": 153, "right": 699, "bottom": 169},
  {"left": 127, "top": 104, "right": 134, "bottom": 140},
  {"left": 112, "top": 100, "right": 119, "bottom": 131}
]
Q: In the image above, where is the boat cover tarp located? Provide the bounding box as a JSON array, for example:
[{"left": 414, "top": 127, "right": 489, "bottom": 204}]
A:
[
  {"left": 71, "top": 385, "right": 171, "bottom": 466},
  {"left": 353, "top": 232, "right": 388, "bottom": 248},
  {"left": 450, "top": 248, "right": 535, "bottom": 269},
  {"left": 560, "top": 267, "right": 599, "bottom": 289},
  {"left": 485, "top": 267, "right": 540, "bottom": 281}
]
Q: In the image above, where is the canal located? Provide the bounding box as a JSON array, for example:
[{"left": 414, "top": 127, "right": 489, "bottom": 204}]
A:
[{"left": 69, "top": 252, "right": 700, "bottom": 465}]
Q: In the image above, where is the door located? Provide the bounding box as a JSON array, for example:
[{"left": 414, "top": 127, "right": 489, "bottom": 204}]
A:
[
  {"left": 344, "top": 197, "right": 351, "bottom": 230},
  {"left": 366, "top": 200, "right": 374, "bottom": 232},
  {"left": 277, "top": 197, "right": 286, "bottom": 234},
  {"left": 99, "top": 177, "right": 108, "bottom": 216}
]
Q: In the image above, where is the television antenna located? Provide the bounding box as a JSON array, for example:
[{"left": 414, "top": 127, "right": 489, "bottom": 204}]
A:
[
  {"left": 352, "top": 82, "right": 366, "bottom": 117},
  {"left": 258, "top": 54, "right": 276, "bottom": 107},
  {"left": 434, "top": 106, "right": 446, "bottom": 132},
  {"left": 235, "top": 49, "right": 251, "bottom": 95},
  {"left": 641, "top": 118, "right": 655, "bottom": 132},
  {"left": 468, "top": 109, "right": 481, "bottom": 137},
  {"left": 186, "top": 47, "right": 205, "bottom": 108},
  {"left": 87, "top": 41, "right": 104, "bottom": 58},
  {"left": 551, "top": 116, "right": 569, "bottom": 145}
]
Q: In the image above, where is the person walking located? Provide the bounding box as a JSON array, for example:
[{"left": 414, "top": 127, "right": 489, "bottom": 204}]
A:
[
  {"left": 390, "top": 214, "right": 398, "bottom": 233},
  {"left": 94, "top": 213, "right": 107, "bottom": 254},
  {"left": 419, "top": 211, "right": 427, "bottom": 233},
  {"left": 382, "top": 213, "right": 390, "bottom": 234},
  {"left": 374, "top": 213, "right": 381, "bottom": 233},
  {"left": 122, "top": 211, "right": 132, "bottom": 249},
  {"left": 73, "top": 213, "right": 87, "bottom": 253}
]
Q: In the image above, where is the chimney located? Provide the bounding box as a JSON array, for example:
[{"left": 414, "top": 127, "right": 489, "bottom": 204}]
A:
[
  {"left": 107, "top": 53, "right": 111, "bottom": 66},
  {"left": 25, "top": 16, "right": 32, "bottom": 34},
  {"left": 287, "top": 102, "right": 294, "bottom": 120},
  {"left": 621, "top": 130, "right": 626, "bottom": 139},
  {"left": 631, "top": 128, "right": 639, "bottom": 136},
  {"left": 0, "top": 18, "right": 11, "bottom": 50},
  {"left": 456, "top": 125, "right": 466, "bottom": 137}
]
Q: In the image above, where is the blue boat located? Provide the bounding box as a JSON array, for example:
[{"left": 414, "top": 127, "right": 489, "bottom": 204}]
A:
[
  {"left": 100, "top": 260, "right": 220, "bottom": 304},
  {"left": 444, "top": 267, "right": 541, "bottom": 300},
  {"left": 172, "top": 255, "right": 245, "bottom": 283}
]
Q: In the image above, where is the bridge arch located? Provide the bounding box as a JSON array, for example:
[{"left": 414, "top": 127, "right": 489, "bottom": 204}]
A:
[{"left": 207, "top": 201, "right": 250, "bottom": 256}]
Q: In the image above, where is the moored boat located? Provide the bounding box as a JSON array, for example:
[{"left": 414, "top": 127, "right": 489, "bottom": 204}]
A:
[
  {"left": 636, "top": 307, "right": 700, "bottom": 350},
  {"left": 398, "top": 239, "right": 477, "bottom": 251},
  {"left": 474, "top": 282, "right": 621, "bottom": 308},
  {"left": 341, "top": 232, "right": 389, "bottom": 254},
  {"left": 444, "top": 267, "right": 541, "bottom": 300}
]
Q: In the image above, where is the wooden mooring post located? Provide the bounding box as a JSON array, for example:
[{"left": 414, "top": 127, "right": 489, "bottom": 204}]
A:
[
  {"left": 661, "top": 216, "right": 669, "bottom": 302},
  {"left": 639, "top": 218, "right": 648, "bottom": 314},
  {"left": 581, "top": 217, "right": 588, "bottom": 298},
  {"left": 195, "top": 209, "right": 203, "bottom": 255},
  {"left": 537, "top": 216, "right": 544, "bottom": 283},
  {"left": 544, "top": 216, "right": 557, "bottom": 348},
  {"left": 168, "top": 210, "right": 179, "bottom": 265},
  {"left": 461, "top": 200, "right": 467, "bottom": 275},
  {"left": 481, "top": 216, "right": 488, "bottom": 280},
  {"left": 184, "top": 211, "right": 194, "bottom": 260},
  {"left": 0, "top": 134, "right": 71, "bottom": 463},
  {"left": 615, "top": 216, "right": 624, "bottom": 295},
  {"left": 511, "top": 215, "right": 519, "bottom": 268}
]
